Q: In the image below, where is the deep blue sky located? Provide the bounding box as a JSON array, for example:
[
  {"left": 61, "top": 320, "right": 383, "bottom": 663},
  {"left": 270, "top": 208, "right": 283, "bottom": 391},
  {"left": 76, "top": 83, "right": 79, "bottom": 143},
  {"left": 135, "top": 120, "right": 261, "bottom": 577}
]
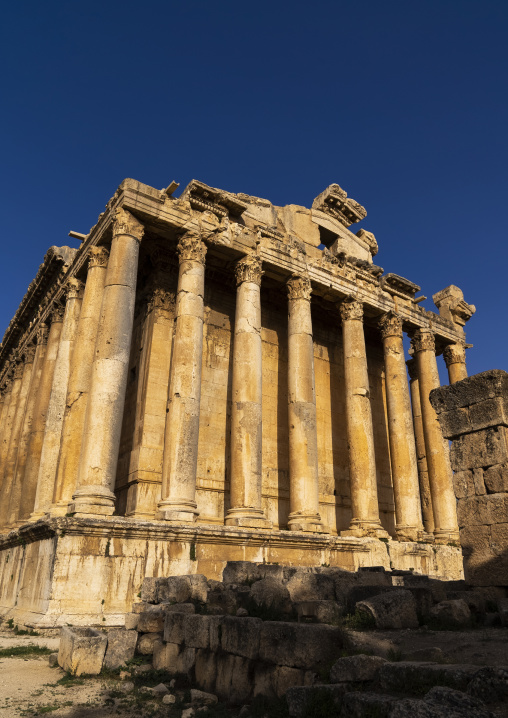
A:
[{"left": 1, "top": 1, "right": 507, "bottom": 382}]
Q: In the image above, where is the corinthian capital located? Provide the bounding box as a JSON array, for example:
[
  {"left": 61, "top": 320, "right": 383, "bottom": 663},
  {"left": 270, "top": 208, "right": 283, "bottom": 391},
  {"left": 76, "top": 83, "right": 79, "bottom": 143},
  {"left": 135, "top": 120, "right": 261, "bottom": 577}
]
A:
[
  {"left": 148, "top": 287, "right": 175, "bottom": 316},
  {"left": 37, "top": 323, "right": 49, "bottom": 345},
  {"left": 50, "top": 303, "right": 66, "bottom": 323},
  {"left": 443, "top": 342, "right": 466, "bottom": 367},
  {"left": 339, "top": 296, "right": 363, "bottom": 322},
  {"left": 113, "top": 207, "right": 144, "bottom": 242},
  {"left": 88, "top": 246, "right": 109, "bottom": 269},
  {"left": 65, "top": 277, "right": 83, "bottom": 300},
  {"left": 177, "top": 231, "right": 207, "bottom": 264},
  {"left": 13, "top": 363, "right": 24, "bottom": 379},
  {"left": 411, "top": 328, "right": 435, "bottom": 354},
  {"left": 379, "top": 311, "right": 403, "bottom": 339},
  {"left": 235, "top": 255, "right": 263, "bottom": 286},
  {"left": 287, "top": 275, "right": 312, "bottom": 301},
  {"left": 24, "top": 345, "right": 37, "bottom": 363}
]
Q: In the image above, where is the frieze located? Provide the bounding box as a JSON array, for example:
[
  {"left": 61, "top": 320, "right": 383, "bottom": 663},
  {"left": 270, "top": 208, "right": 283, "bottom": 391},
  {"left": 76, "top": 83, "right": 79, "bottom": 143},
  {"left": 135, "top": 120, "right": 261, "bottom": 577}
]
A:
[
  {"left": 180, "top": 179, "right": 247, "bottom": 219},
  {"left": 36, "top": 323, "right": 49, "bottom": 346},
  {"left": 287, "top": 275, "right": 312, "bottom": 302},
  {"left": 13, "top": 363, "right": 24, "bottom": 380},
  {"left": 23, "top": 345, "right": 37, "bottom": 363},
  {"left": 235, "top": 255, "right": 263, "bottom": 286}
]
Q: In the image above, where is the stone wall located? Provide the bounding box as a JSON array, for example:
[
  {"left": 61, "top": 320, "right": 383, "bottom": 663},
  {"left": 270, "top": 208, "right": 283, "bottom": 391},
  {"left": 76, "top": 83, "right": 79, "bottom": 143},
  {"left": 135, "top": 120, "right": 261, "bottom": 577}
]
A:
[{"left": 430, "top": 370, "right": 508, "bottom": 585}]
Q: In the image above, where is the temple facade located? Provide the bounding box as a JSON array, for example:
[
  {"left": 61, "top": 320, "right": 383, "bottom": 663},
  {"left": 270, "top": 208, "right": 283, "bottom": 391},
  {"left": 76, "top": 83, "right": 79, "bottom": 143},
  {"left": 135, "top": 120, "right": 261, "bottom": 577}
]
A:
[{"left": 0, "top": 179, "right": 473, "bottom": 626}]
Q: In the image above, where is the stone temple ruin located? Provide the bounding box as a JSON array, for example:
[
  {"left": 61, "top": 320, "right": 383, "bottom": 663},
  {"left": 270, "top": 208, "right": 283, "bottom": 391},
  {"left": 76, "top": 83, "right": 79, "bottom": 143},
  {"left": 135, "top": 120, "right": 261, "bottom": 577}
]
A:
[{"left": 0, "top": 178, "right": 478, "bottom": 627}]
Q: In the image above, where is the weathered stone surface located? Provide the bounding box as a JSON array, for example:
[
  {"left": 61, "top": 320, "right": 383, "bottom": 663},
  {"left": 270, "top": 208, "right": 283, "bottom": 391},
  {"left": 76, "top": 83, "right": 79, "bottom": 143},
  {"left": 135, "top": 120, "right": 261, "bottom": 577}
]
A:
[
  {"left": 249, "top": 578, "right": 291, "bottom": 614},
  {"left": 164, "top": 611, "right": 187, "bottom": 644},
  {"left": 221, "top": 616, "right": 262, "bottom": 660},
  {"left": 430, "top": 371, "right": 508, "bottom": 414},
  {"left": 406, "top": 647, "right": 446, "bottom": 662},
  {"left": 342, "top": 691, "right": 396, "bottom": 717},
  {"left": 330, "top": 654, "right": 387, "bottom": 683},
  {"left": 378, "top": 662, "right": 480, "bottom": 695},
  {"left": 157, "top": 575, "right": 192, "bottom": 603},
  {"left": 136, "top": 632, "right": 161, "bottom": 655},
  {"left": 152, "top": 640, "right": 179, "bottom": 670},
  {"left": 295, "top": 600, "right": 342, "bottom": 624},
  {"left": 48, "top": 652, "right": 58, "bottom": 667},
  {"left": 58, "top": 626, "right": 107, "bottom": 676},
  {"left": 450, "top": 427, "right": 508, "bottom": 472},
  {"left": 466, "top": 666, "right": 508, "bottom": 703},
  {"left": 137, "top": 610, "right": 164, "bottom": 633},
  {"left": 222, "top": 561, "right": 262, "bottom": 585},
  {"left": 176, "top": 646, "right": 196, "bottom": 674},
  {"left": 124, "top": 613, "right": 139, "bottom": 630},
  {"left": 457, "top": 494, "right": 508, "bottom": 527},
  {"left": 356, "top": 589, "right": 419, "bottom": 629},
  {"left": 141, "top": 577, "right": 157, "bottom": 603},
  {"left": 483, "top": 463, "right": 508, "bottom": 493},
  {"left": 103, "top": 628, "right": 137, "bottom": 669},
  {"left": 286, "top": 570, "right": 335, "bottom": 602},
  {"left": 195, "top": 649, "right": 217, "bottom": 694},
  {"left": 190, "top": 688, "right": 218, "bottom": 704},
  {"left": 286, "top": 684, "right": 347, "bottom": 718},
  {"left": 259, "top": 621, "right": 343, "bottom": 669},
  {"left": 184, "top": 614, "right": 212, "bottom": 649},
  {"left": 429, "top": 599, "right": 471, "bottom": 628}
]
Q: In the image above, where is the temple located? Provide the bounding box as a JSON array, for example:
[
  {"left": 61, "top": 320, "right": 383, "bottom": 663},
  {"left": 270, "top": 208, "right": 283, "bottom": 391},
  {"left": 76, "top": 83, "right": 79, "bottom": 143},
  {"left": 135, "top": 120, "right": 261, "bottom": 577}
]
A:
[{"left": 0, "top": 178, "right": 475, "bottom": 626}]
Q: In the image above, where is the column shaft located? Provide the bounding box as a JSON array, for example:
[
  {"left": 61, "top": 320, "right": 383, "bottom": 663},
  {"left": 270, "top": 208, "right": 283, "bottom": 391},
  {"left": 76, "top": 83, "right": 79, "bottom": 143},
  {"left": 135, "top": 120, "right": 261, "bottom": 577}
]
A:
[
  {"left": 0, "top": 384, "right": 14, "bottom": 491},
  {"left": 0, "top": 364, "right": 24, "bottom": 529},
  {"left": 157, "top": 231, "right": 206, "bottom": 523},
  {"left": 7, "top": 340, "right": 47, "bottom": 527},
  {"left": 20, "top": 321, "right": 60, "bottom": 523},
  {"left": 340, "top": 298, "right": 387, "bottom": 538},
  {"left": 51, "top": 248, "right": 109, "bottom": 515},
  {"left": 226, "top": 256, "right": 270, "bottom": 528},
  {"left": 1, "top": 349, "right": 36, "bottom": 527},
  {"left": 71, "top": 209, "right": 144, "bottom": 517},
  {"left": 443, "top": 343, "right": 468, "bottom": 384},
  {"left": 412, "top": 329, "right": 459, "bottom": 543},
  {"left": 379, "top": 312, "right": 422, "bottom": 541},
  {"left": 286, "top": 275, "right": 325, "bottom": 532},
  {"left": 407, "top": 358, "right": 435, "bottom": 535}
]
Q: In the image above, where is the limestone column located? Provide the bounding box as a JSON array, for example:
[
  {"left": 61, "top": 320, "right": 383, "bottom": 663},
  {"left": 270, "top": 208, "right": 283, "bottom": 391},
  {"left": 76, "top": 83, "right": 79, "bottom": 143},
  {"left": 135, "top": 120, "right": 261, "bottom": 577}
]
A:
[
  {"left": 50, "top": 247, "right": 109, "bottom": 516},
  {"left": 226, "top": 255, "right": 271, "bottom": 529},
  {"left": 286, "top": 275, "right": 325, "bottom": 533},
  {"left": 31, "top": 280, "right": 83, "bottom": 519},
  {"left": 411, "top": 328, "right": 459, "bottom": 543},
  {"left": 7, "top": 339, "right": 47, "bottom": 527},
  {"left": 157, "top": 231, "right": 206, "bottom": 523},
  {"left": 0, "top": 364, "right": 23, "bottom": 495},
  {"left": 70, "top": 209, "right": 144, "bottom": 517},
  {"left": 406, "top": 358, "right": 434, "bottom": 536},
  {"left": 340, "top": 297, "right": 387, "bottom": 538},
  {"left": 379, "top": 312, "right": 422, "bottom": 541},
  {"left": 443, "top": 342, "right": 467, "bottom": 384},
  {"left": 0, "top": 380, "right": 14, "bottom": 488},
  {"left": 19, "top": 322, "right": 58, "bottom": 523},
  {"left": 0, "top": 347, "right": 36, "bottom": 527}
]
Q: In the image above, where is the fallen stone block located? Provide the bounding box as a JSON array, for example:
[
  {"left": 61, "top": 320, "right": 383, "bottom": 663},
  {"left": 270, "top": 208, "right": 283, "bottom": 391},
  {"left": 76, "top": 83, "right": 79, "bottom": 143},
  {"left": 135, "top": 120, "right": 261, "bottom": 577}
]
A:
[
  {"left": 274, "top": 665, "right": 305, "bottom": 698},
  {"left": 152, "top": 640, "right": 179, "bottom": 670},
  {"left": 162, "top": 694, "right": 176, "bottom": 704},
  {"left": 330, "top": 654, "right": 387, "bottom": 683},
  {"left": 190, "top": 688, "right": 218, "bottom": 704},
  {"left": 341, "top": 691, "right": 396, "bottom": 717},
  {"left": 405, "top": 647, "right": 446, "bottom": 663},
  {"left": 259, "top": 621, "right": 343, "bottom": 670},
  {"left": 249, "top": 577, "right": 291, "bottom": 615},
  {"left": 136, "top": 632, "right": 161, "bottom": 655},
  {"left": 152, "top": 683, "right": 170, "bottom": 696},
  {"left": 176, "top": 646, "right": 196, "bottom": 674},
  {"left": 429, "top": 599, "right": 471, "bottom": 628},
  {"left": 285, "top": 684, "right": 347, "bottom": 718},
  {"left": 164, "top": 611, "right": 187, "bottom": 644},
  {"left": 195, "top": 649, "right": 217, "bottom": 694},
  {"left": 58, "top": 626, "right": 107, "bottom": 676},
  {"left": 286, "top": 569, "right": 335, "bottom": 602},
  {"left": 466, "top": 666, "right": 508, "bottom": 703},
  {"left": 356, "top": 589, "right": 419, "bottom": 629},
  {"left": 137, "top": 609, "right": 164, "bottom": 633},
  {"left": 295, "top": 600, "right": 342, "bottom": 624},
  {"left": 141, "top": 577, "right": 157, "bottom": 603},
  {"left": 222, "top": 561, "right": 262, "bottom": 585},
  {"left": 124, "top": 613, "right": 139, "bottom": 630},
  {"left": 343, "top": 629, "right": 397, "bottom": 659},
  {"left": 184, "top": 613, "right": 212, "bottom": 649},
  {"left": 189, "top": 575, "right": 209, "bottom": 603},
  {"left": 164, "top": 602, "right": 195, "bottom": 614},
  {"left": 103, "top": 628, "right": 137, "bottom": 669},
  {"left": 378, "top": 662, "right": 480, "bottom": 695},
  {"left": 157, "top": 575, "right": 192, "bottom": 603},
  {"left": 221, "top": 616, "right": 262, "bottom": 660}
]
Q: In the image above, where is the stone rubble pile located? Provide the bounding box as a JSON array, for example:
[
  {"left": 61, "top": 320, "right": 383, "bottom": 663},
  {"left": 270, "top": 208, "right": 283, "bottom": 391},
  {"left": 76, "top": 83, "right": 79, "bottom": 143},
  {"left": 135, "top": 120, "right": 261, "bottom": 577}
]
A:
[{"left": 56, "top": 561, "right": 508, "bottom": 716}]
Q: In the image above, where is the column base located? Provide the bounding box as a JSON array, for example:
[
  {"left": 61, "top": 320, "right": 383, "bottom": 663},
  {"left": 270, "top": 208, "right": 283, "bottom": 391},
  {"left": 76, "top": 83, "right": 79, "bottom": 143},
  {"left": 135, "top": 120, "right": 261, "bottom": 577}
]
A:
[
  {"left": 420, "top": 531, "right": 435, "bottom": 543},
  {"left": 28, "top": 511, "right": 49, "bottom": 522},
  {"left": 48, "top": 502, "right": 73, "bottom": 518},
  {"left": 433, "top": 528, "right": 460, "bottom": 544},
  {"left": 156, "top": 498, "right": 199, "bottom": 523},
  {"left": 68, "top": 485, "right": 116, "bottom": 517},
  {"left": 341, "top": 519, "right": 390, "bottom": 539},
  {"left": 225, "top": 508, "right": 272, "bottom": 529},
  {"left": 288, "top": 512, "right": 327, "bottom": 533},
  {"left": 395, "top": 525, "right": 422, "bottom": 542}
]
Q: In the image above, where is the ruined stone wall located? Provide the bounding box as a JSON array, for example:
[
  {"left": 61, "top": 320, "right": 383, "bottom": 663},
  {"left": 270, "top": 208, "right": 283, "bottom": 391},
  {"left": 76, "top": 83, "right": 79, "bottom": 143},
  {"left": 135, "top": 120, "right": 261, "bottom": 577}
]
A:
[{"left": 431, "top": 370, "right": 508, "bottom": 586}]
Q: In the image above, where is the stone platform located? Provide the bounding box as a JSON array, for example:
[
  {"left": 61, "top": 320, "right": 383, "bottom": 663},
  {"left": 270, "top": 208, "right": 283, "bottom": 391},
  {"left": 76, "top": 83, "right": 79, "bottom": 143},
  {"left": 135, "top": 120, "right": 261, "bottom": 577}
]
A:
[{"left": 0, "top": 517, "right": 463, "bottom": 628}]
